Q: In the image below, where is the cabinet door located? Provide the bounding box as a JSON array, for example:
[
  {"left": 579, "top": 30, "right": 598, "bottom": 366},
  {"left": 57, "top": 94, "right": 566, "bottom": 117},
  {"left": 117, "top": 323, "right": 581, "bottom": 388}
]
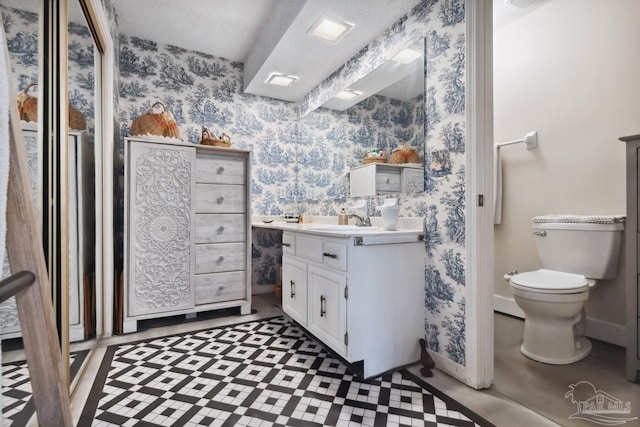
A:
[
  {"left": 308, "top": 264, "right": 347, "bottom": 357},
  {"left": 282, "top": 256, "right": 308, "bottom": 326},
  {"left": 127, "top": 142, "right": 195, "bottom": 316}
]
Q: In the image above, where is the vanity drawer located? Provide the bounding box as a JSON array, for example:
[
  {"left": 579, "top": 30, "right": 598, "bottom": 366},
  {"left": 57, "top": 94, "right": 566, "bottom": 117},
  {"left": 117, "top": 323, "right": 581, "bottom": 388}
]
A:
[
  {"left": 196, "top": 183, "right": 245, "bottom": 213},
  {"left": 322, "top": 240, "right": 347, "bottom": 271},
  {"left": 195, "top": 214, "right": 246, "bottom": 243},
  {"left": 195, "top": 271, "right": 246, "bottom": 304},
  {"left": 294, "top": 234, "right": 347, "bottom": 270},
  {"left": 196, "top": 152, "right": 245, "bottom": 184},
  {"left": 296, "top": 235, "right": 323, "bottom": 262},
  {"left": 195, "top": 242, "right": 246, "bottom": 274},
  {"left": 282, "top": 232, "right": 295, "bottom": 255},
  {"left": 376, "top": 169, "right": 401, "bottom": 193}
]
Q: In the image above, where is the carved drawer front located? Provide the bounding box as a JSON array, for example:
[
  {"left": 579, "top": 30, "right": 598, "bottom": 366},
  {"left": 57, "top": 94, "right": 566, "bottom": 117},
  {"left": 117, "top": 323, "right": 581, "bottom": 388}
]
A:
[
  {"left": 195, "top": 271, "right": 247, "bottom": 304},
  {"left": 376, "top": 169, "right": 401, "bottom": 193},
  {"left": 196, "top": 183, "right": 245, "bottom": 213},
  {"left": 195, "top": 242, "right": 246, "bottom": 274},
  {"left": 195, "top": 214, "right": 246, "bottom": 243},
  {"left": 196, "top": 152, "right": 245, "bottom": 184}
]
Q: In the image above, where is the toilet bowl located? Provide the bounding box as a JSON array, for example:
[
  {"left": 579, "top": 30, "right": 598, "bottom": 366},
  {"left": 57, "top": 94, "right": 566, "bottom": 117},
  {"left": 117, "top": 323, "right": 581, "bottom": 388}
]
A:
[
  {"left": 508, "top": 215, "right": 624, "bottom": 364},
  {"left": 510, "top": 269, "right": 592, "bottom": 364}
]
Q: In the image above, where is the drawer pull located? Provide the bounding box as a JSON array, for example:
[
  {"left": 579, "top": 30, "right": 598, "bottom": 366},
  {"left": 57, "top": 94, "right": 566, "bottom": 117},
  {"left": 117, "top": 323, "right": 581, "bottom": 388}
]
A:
[
  {"left": 217, "top": 256, "right": 225, "bottom": 263},
  {"left": 282, "top": 242, "right": 291, "bottom": 247},
  {"left": 217, "top": 196, "right": 225, "bottom": 204},
  {"left": 322, "top": 252, "right": 337, "bottom": 259},
  {"left": 386, "top": 178, "right": 390, "bottom": 184},
  {"left": 217, "top": 225, "right": 225, "bottom": 234},
  {"left": 217, "top": 166, "right": 225, "bottom": 174},
  {"left": 217, "top": 285, "right": 225, "bottom": 296},
  {"left": 320, "top": 295, "right": 326, "bottom": 317},
  {"left": 290, "top": 280, "right": 295, "bottom": 298}
]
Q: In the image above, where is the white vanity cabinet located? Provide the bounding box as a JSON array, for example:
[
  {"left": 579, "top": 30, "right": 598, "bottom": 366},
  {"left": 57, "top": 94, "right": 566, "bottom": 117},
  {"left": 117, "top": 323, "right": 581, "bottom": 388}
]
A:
[
  {"left": 124, "top": 137, "right": 251, "bottom": 333},
  {"left": 281, "top": 230, "right": 423, "bottom": 378},
  {"left": 349, "top": 163, "right": 423, "bottom": 197}
]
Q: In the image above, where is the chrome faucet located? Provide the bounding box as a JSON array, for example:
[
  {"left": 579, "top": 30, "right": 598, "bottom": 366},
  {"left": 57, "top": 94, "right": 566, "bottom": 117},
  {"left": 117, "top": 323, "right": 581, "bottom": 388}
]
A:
[{"left": 349, "top": 213, "right": 371, "bottom": 227}]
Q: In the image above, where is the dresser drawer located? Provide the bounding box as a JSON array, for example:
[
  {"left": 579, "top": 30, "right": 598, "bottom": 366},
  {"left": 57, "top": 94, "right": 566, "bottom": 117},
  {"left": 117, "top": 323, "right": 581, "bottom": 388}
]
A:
[
  {"left": 195, "top": 242, "right": 246, "bottom": 274},
  {"left": 195, "top": 271, "right": 246, "bottom": 304},
  {"left": 376, "top": 169, "right": 401, "bottom": 193},
  {"left": 196, "top": 183, "right": 245, "bottom": 213},
  {"left": 196, "top": 214, "right": 246, "bottom": 243},
  {"left": 196, "top": 152, "right": 245, "bottom": 184}
]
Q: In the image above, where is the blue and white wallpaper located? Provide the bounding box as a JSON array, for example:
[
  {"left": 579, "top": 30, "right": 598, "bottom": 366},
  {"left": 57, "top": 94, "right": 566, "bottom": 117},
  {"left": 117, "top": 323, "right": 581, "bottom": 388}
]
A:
[{"left": 104, "top": 0, "right": 467, "bottom": 366}]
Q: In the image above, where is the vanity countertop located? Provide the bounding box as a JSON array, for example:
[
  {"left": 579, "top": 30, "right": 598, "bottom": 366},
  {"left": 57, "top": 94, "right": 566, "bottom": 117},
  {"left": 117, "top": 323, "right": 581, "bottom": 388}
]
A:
[{"left": 252, "top": 216, "right": 424, "bottom": 243}]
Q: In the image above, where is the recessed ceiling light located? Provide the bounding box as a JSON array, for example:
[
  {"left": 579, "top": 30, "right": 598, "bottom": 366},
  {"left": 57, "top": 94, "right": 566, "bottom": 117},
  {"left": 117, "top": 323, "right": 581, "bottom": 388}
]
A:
[
  {"left": 307, "top": 17, "right": 354, "bottom": 43},
  {"left": 391, "top": 48, "right": 422, "bottom": 64},
  {"left": 266, "top": 73, "right": 298, "bottom": 87},
  {"left": 334, "top": 89, "right": 361, "bottom": 100}
]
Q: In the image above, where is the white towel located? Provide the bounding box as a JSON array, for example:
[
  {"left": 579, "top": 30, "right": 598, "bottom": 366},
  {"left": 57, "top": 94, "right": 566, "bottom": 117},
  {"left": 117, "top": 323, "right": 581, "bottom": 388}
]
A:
[{"left": 493, "top": 144, "right": 502, "bottom": 225}]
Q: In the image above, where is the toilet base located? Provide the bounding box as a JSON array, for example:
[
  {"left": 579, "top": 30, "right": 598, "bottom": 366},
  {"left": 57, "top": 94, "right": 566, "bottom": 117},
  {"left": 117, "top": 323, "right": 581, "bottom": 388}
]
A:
[{"left": 520, "top": 337, "right": 592, "bottom": 364}]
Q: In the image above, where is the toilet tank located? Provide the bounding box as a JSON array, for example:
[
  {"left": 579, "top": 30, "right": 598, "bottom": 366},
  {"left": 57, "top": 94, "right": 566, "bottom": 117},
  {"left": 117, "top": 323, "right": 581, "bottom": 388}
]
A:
[{"left": 532, "top": 215, "right": 625, "bottom": 280}]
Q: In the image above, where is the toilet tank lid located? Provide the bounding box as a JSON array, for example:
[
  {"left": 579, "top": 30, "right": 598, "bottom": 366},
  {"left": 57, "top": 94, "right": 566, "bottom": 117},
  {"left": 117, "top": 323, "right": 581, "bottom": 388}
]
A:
[{"left": 532, "top": 215, "right": 625, "bottom": 224}]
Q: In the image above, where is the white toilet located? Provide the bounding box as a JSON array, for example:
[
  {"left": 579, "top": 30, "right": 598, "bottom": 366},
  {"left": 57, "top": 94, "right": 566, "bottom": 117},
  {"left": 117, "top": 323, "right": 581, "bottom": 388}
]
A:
[{"left": 509, "top": 215, "right": 625, "bottom": 364}]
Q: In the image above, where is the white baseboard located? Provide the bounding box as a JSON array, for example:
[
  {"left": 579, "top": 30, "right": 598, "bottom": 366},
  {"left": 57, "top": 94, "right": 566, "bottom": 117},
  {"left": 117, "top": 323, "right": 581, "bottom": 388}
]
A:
[
  {"left": 492, "top": 294, "right": 627, "bottom": 347},
  {"left": 430, "top": 350, "right": 467, "bottom": 385},
  {"left": 493, "top": 294, "right": 524, "bottom": 318}
]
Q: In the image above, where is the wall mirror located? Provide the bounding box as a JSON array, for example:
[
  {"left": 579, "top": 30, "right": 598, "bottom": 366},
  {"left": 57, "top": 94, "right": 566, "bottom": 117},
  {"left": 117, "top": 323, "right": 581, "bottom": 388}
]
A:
[
  {"left": 297, "top": 38, "right": 425, "bottom": 201},
  {"left": 0, "top": 0, "right": 102, "bottom": 397}
]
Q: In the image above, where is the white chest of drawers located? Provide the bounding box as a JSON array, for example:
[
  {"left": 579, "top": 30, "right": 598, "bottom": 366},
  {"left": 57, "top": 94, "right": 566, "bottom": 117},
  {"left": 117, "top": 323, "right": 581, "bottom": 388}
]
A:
[{"left": 123, "top": 137, "right": 251, "bottom": 333}]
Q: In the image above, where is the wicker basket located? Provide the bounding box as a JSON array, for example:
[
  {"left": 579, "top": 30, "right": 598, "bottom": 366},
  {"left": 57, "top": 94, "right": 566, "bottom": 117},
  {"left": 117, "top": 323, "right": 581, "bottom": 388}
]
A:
[
  {"left": 17, "top": 83, "right": 38, "bottom": 122},
  {"left": 363, "top": 157, "right": 386, "bottom": 164},
  {"left": 201, "top": 132, "right": 231, "bottom": 148},
  {"left": 130, "top": 101, "right": 181, "bottom": 139},
  {"left": 16, "top": 83, "right": 86, "bottom": 130}
]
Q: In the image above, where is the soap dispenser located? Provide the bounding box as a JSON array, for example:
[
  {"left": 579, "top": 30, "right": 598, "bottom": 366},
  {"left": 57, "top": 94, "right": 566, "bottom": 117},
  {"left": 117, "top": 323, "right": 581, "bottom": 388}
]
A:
[{"left": 338, "top": 208, "right": 348, "bottom": 225}]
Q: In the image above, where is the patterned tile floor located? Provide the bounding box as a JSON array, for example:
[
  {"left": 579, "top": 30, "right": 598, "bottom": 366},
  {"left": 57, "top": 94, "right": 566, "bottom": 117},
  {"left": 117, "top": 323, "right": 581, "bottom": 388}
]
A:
[
  {"left": 1, "top": 349, "right": 89, "bottom": 426},
  {"left": 79, "top": 316, "right": 493, "bottom": 426}
]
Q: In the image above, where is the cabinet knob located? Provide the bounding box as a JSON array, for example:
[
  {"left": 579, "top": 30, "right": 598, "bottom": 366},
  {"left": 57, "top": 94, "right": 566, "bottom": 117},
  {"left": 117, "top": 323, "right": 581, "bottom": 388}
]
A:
[
  {"left": 217, "top": 256, "right": 225, "bottom": 263},
  {"left": 217, "top": 225, "right": 225, "bottom": 234},
  {"left": 217, "top": 285, "right": 224, "bottom": 295},
  {"left": 386, "top": 178, "right": 390, "bottom": 184},
  {"left": 217, "top": 166, "right": 225, "bottom": 174},
  {"left": 320, "top": 295, "right": 326, "bottom": 317},
  {"left": 217, "top": 196, "right": 225, "bottom": 204}
]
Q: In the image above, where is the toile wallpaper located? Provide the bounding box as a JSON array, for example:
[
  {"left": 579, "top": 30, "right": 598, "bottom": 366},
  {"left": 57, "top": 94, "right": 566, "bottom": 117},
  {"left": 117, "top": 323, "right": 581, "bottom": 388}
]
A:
[{"left": 1, "top": 0, "right": 468, "bottom": 367}]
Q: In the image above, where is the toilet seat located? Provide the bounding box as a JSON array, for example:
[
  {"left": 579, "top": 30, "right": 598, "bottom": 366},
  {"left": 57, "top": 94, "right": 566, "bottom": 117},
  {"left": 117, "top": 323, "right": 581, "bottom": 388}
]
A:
[{"left": 510, "top": 269, "right": 589, "bottom": 294}]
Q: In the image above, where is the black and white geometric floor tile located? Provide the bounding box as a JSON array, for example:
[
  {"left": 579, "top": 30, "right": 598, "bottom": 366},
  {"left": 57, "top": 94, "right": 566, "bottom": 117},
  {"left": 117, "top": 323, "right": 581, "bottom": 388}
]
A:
[
  {"left": 2, "top": 349, "right": 89, "bottom": 426},
  {"left": 80, "top": 317, "right": 493, "bottom": 427}
]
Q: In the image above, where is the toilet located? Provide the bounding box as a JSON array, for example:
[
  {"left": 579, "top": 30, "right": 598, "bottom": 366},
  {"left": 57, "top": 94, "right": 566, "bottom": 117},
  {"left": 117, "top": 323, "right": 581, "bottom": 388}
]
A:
[{"left": 509, "top": 215, "right": 625, "bottom": 364}]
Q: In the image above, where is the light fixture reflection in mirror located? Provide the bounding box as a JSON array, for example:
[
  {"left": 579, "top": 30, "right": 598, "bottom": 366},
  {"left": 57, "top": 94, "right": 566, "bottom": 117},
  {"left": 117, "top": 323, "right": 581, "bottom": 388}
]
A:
[{"left": 297, "top": 38, "right": 425, "bottom": 202}]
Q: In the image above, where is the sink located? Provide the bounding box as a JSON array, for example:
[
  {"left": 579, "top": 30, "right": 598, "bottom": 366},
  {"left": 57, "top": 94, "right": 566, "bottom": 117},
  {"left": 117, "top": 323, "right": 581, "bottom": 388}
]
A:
[{"left": 306, "top": 225, "right": 377, "bottom": 232}]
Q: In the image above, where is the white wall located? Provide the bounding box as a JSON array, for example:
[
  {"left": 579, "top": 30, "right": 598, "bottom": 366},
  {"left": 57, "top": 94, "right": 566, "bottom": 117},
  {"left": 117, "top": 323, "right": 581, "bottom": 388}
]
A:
[{"left": 494, "top": 0, "right": 640, "bottom": 327}]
